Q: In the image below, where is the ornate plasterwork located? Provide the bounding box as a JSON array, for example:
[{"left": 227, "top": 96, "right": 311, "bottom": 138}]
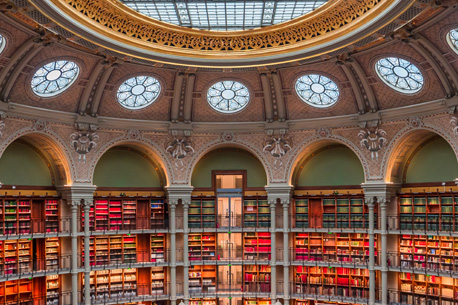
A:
[
  {"left": 70, "top": 130, "right": 99, "bottom": 163},
  {"left": 358, "top": 127, "right": 387, "bottom": 161},
  {"left": 165, "top": 137, "right": 194, "bottom": 168},
  {"left": 451, "top": 115, "right": 458, "bottom": 136},
  {"left": 263, "top": 135, "right": 292, "bottom": 166}
]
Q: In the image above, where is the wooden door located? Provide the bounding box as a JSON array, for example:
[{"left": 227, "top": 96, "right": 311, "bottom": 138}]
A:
[
  {"left": 137, "top": 200, "right": 149, "bottom": 229},
  {"left": 308, "top": 199, "right": 323, "bottom": 228}
]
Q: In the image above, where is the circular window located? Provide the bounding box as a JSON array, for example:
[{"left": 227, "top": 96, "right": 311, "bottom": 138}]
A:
[
  {"left": 447, "top": 29, "right": 458, "bottom": 54},
  {"left": 0, "top": 34, "right": 6, "bottom": 54},
  {"left": 295, "top": 74, "right": 340, "bottom": 108},
  {"left": 117, "top": 76, "right": 161, "bottom": 110},
  {"left": 375, "top": 57, "right": 424, "bottom": 94},
  {"left": 207, "top": 80, "right": 250, "bottom": 113},
  {"left": 31, "top": 60, "right": 80, "bottom": 97}
]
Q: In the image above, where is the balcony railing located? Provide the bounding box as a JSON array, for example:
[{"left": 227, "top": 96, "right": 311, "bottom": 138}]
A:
[
  {"left": 81, "top": 250, "right": 186, "bottom": 268},
  {"left": 289, "top": 248, "right": 373, "bottom": 268},
  {"left": 0, "top": 217, "right": 71, "bottom": 238},
  {"left": 189, "top": 249, "right": 271, "bottom": 262},
  {"left": 0, "top": 255, "right": 71, "bottom": 280},
  {"left": 85, "top": 283, "right": 176, "bottom": 304}
]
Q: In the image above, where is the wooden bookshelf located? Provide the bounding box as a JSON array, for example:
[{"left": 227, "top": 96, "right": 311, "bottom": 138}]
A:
[
  {"left": 0, "top": 279, "right": 33, "bottom": 304},
  {"left": 45, "top": 199, "right": 59, "bottom": 233},
  {"left": 46, "top": 274, "right": 60, "bottom": 305},
  {"left": 85, "top": 268, "right": 137, "bottom": 299},
  {"left": 151, "top": 233, "right": 166, "bottom": 263},
  {"left": 0, "top": 239, "right": 32, "bottom": 276},
  {"left": 189, "top": 197, "right": 216, "bottom": 229},
  {"left": 294, "top": 233, "right": 376, "bottom": 263},
  {"left": 399, "top": 194, "right": 457, "bottom": 231},
  {"left": 189, "top": 265, "right": 217, "bottom": 294},
  {"left": 244, "top": 299, "right": 271, "bottom": 305},
  {"left": 151, "top": 199, "right": 166, "bottom": 229},
  {"left": 400, "top": 273, "right": 458, "bottom": 305},
  {"left": 151, "top": 266, "right": 167, "bottom": 295},
  {"left": 294, "top": 266, "right": 372, "bottom": 298},
  {"left": 0, "top": 199, "right": 32, "bottom": 235},
  {"left": 83, "top": 235, "right": 137, "bottom": 266},
  {"left": 244, "top": 265, "right": 271, "bottom": 293},
  {"left": 243, "top": 232, "right": 271, "bottom": 260},
  {"left": 293, "top": 301, "right": 359, "bottom": 305},
  {"left": 243, "top": 198, "right": 269, "bottom": 228},
  {"left": 45, "top": 237, "right": 60, "bottom": 270},
  {"left": 189, "top": 233, "right": 216, "bottom": 261},
  {"left": 293, "top": 195, "right": 372, "bottom": 229},
  {"left": 190, "top": 298, "right": 217, "bottom": 305}
]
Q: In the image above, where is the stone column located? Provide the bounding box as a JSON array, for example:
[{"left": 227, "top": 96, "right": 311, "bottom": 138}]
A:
[
  {"left": 170, "top": 201, "right": 177, "bottom": 305},
  {"left": 270, "top": 200, "right": 277, "bottom": 301},
  {"left": 70, "top": 201, "right": 79, "bottom": 305},
  {"left": 83, "top": 200, "right": 92, "bottom": 305},
  {"left": 380, "top": 199, "right": 388, "bottom": 305},
  {"left": 367, "top": 198, "right": 376, "bottom": 305},
  {"left": 282, "top": 200, "right": 290, "bottom": 305},
  {"left": 183, "top": 201, "right": 190, "bottom": 305}
]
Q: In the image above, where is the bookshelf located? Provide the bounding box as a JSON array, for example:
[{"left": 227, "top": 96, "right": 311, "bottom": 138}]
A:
[
  {"left": 294, "top": 266, "right": 372, "bottom": 298},
  {"left": 244, "top": 299, "right": 271, "bottom": 305},
  {"left": 189, "top": 198, "right": 216, "bottom": 229},
  {"left": 294, "top": 233, "right": 376, "bottom": 263},
  {"left": 190, "top": 299, "right": 217, "bottom": 305},
  {"left": 151, "top": 266, "right": 167, "bottom": 295},
  {"left": 243, "top": 198, "right": 270, "bottom": 228},
  {"left": 86, "top": 268, "right": 137, "bottom": 299},
  {"left": 400, "top": 273, "right": 458, "bottom": 305},
  {"left": 0, "top": 279, "right": 33, "bottom": 305},
  {"left": 45, "top": 237, "right": 60, "bottom": 270},
  {"left": 399, "top": 235, "right": 458, "bottom": 271},
  {"left": 83, "top": 235, "right": 137, "bottom": 266},
  {"left": 0, "top": 199, "right": 32, "bottom": 235},
  {"left": 189, "top": 265, "right": 217, "bottom": 294},
  {"left": 45, "top": 199, "right": 59, "bottom": 233},
  {"left": 189, "top": 233, "right": 217, "bottom": 261},
  {"left": 1, "top": 239, "right": 32, "bottom": 276},
  {"left": 295, "top": 198, "right": 308, "bottom": 228},
  {"left": 244, "top": 265, "right": 271, "bottom": 293},
  {"left": 151, "top": 233, "right": 166, "bottom": 263},
  {"left": 151, "top": 199, "right": 166, "bottom": 229},
  {"left": 243, "top": 232, "right": 271, "bottom": 260},
  {"left": 399, "top": 194, "right": 457, "bottom": 231},
  {"left": 46, "top": 274, "right": 60, "bottom": 305}
]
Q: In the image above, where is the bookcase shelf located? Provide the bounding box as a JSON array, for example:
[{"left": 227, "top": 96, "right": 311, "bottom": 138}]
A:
[
  {"left": 0, "top": 199, "right": 31, "bottom": 235},
  {"left": 243, "top": 198, "right": 270, "bottom": 228},
  {"left": 46, "top": 274, "right": 60, "bottom": 305},
  {"left": 294, "top": 199, "right": 308, "bottom": 228},
  {"left": 190, "top": 298, "right": 217, "bottom": 305},
  {"left": 0, "top": 239, "right": 32, "bottom": 276},
  {"left": 151, "top": 199, "right": 166, "bottom": 229},
  {"left": 151, "top": 233, "right": 166, "bottom": 263},
  {"left": 294, "top": 233, "right": 376, "bottom": 263},
  {"left": 400, "top": 273, "right": 458, "bottom": 305},
  {"left": 46, "top": 237, "right": 60, "bottom": 270},
  {"left": 399, "top": 194, "right": 457, "bottom": 231},
  {"left": 189, "top": 265, "right": 217, "bottom": 294},
  {"left": 85, "top": 268, "right": 137, "bottom": 299},
  {"left": 82, "top": 235, "right": 137, "bottom": 266},
  {"left": 151, "top": 266, "right": 167, "bottom": 295},
  {"left": 243, "top": 232, "right": 271, "bottom": 260},
  {"left": 0, "top": 279, "right": 32, "bottom": 305},
  {"left": 189, "top": 198, "right": 216, "bottom": 229},
  {"left": 244, "top": 265, "right": 271, "bottom": 293},
  {"left": 244, "top": 299, "right": 271, "bottom": 305},
  {"left": 45, "top": 199, "right": 59, "bottom": 233},
  {"left": 189, "top": 233, "right": 216, "bottom": 261},
  {"left": 294, "top": 266, "right": 372, "bottom": 298}
]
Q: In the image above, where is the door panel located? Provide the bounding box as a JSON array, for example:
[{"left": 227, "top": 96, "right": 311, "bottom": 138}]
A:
[{"left": 309, "top": 199, "right": 323, "bottom": 228}]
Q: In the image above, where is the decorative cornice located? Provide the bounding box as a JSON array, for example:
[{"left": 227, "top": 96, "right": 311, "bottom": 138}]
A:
[{"left": 26, "top": 0, "right": 417, "bottom": 67}]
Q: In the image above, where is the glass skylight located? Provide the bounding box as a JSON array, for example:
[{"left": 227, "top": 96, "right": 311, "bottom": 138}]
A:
[
  {"left": 0, "top": 34, "right": 6, "bottom": 54},
  {"left": 207, "top": 81, "right": 250, "bottom": 113},
  {"left": 295, "top": 74, "right": 340, "bottom": 108},
  {"left": 447, "top": 29, "right": 458, "bottom": 55},
  {"left": 31, "top": 60, "right": 80, "bottom": 97},
  {"left": 117, "top": 76, "right": 161, "bottom": 110},
  {"left": 120, "top": 0, "right": 328, "bottom": 31},
  {"left": 375, "top": 57, "right": 424, "bottom": 94}
]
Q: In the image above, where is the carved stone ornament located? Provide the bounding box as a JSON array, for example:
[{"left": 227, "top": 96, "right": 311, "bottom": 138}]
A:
[
  {"left": 33, "top": 120, "right": 47, "bottom": 131},
  {"left": 317, "top": 128, "right": 331, "bottom": 138},
  {"left": 408, "top": 116, "right": 423, "bottom": 128},
  {"left": 166, "top": 137, "right": 194, "bottom": 167},
  {"left": 127, "top": 129, "right": 140, "bottom": 139},
  {"left": 0, "top": 119, "right": 4, "bottom": 139},
  {"left": 221, "top": 132, "right": 235, "bottom": 142},
  {"left": 263, "top": 136, "right": 292, "bottom": 166},
  {"left": 70, "top": 131, "right": 99, "bottom": 163},
  {"left": 451, "top": 115, "right": 458, "bottom": 137},
  {"left": 358, "top": 127, "right": 387, "bottom": 160}
]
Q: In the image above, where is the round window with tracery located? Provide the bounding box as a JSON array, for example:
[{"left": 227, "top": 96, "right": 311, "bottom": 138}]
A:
[
  {"left": 117, "top": 76, "right": 161, "bottom": 110},
  {"left": 207, "top": 80, "right": 250, "bottom": 113},
  {"left": 295, "top": 74, "right": 340, "bottom": 108},
  {"left": 447, "top": 29, "right": 458, "bottom": 55},
  {"left": 0, "top": 34, "right": 6, "bottom": 54},
  {"left": 375, "top": 57, "right": 424, "bottom": 94},
  {"left": 31, "top": 60, "right": 80, "bottom": 97}
]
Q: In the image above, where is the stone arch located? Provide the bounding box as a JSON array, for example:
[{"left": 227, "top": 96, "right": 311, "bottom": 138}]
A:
[{"left": 383, "top": 126, "right": 458, "bottom": 183}]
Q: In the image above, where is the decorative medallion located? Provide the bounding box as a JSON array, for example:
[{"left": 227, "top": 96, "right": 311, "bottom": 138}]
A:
[
  {"left": 33, "top": 120, "right": 47, "bottom": 131},
  {"left": 451, "top": 115, "right": 458, "bottom": 137},
  {"left": 166, "top": 137, "right": 194, "bottom": 167},
  {"left": 70, "top": 131, "right": 99, "bottom": 162},
  {"left": 317, "top": 128, "right": 331, "bottom": 138},
  {"left": 358, "top": 127, "right": 387, "bottom": 160},
  {"left": 0, "top": 120, "right": 4, "bottom": 139},
  {"left": 263, "top": 136, "right": 292, "bottom": 166}
]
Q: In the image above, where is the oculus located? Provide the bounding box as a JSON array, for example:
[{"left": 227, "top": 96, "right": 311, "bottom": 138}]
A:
[
  {"left": 375, "top": 57, "right": 424, "bottom": 94},
  {"left": 31, "top": 60, "right": 80, "bottom": 97},
  {"left": 117, "top": 76, "right": 161, "bottom": 109},
  {"left": 0, "top": 34, "right": 6, "bottom": 54},
  {"left": 447, "top": 29, "right": 458, "bottom": 55},
  {"left": 295, "top": 74, "right": 340, "bottom": 108},
  {"left": 207, "top": 81, "right": 250, "bottom": 113}
]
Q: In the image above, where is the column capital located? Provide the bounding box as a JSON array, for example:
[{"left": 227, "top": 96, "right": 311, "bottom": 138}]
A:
[
  {"left": 166, "top": 184, "right": 194, "bottom": 205},
  {"left": 265, "top": 183, "right": 293, "bottom": 204},
  {"left": 57, "top": 183, "right": 96, "bottom": 205},
  {"left": 361, "top": 181, "right": 400, "bottom": 204}
]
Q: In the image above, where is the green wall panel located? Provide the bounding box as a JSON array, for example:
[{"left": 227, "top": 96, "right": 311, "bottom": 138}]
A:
[
  {"left": 191, "top": 150, "right": 267, "bottom": 188},
  {"left": 94, "top": 149, "right": 161, "bottom": 187},
  {"left": 405, "top": 138, "right": 458, "bottom": 183},
  {"left": 297, "top": 146, "right": 364, "bottom": 187},
  {"left": 0, "top": 142, "right": 53, "bottom": 186}
]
